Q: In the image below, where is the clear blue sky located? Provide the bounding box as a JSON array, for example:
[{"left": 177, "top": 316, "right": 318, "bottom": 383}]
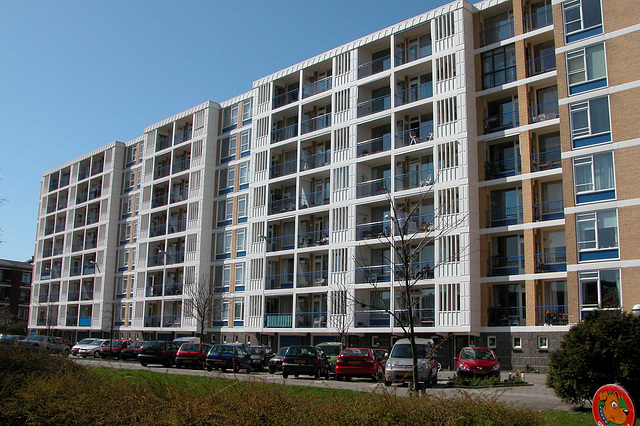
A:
[{"left": 0, "top": 0, "right": 448, "bottom": 262}]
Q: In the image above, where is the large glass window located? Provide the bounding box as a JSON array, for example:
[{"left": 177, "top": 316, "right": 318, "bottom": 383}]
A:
[
  {"left": 240, "top": 130, "right": 251, "bottom": 155},
  {"left": 580, "top": 269, "right": 620, "bottom": 318},
  {"left": 217, "top": 199, "right": 233, "bottom": 226},
  {"left": 570, "top": 97, "right": 611, "bottom": 148},
  {"left": 238, "top": 162, "right": 249, "bottom": 188},
  {"left": 237, "top": 194, "right": 248, "bottom": 221},
  {"left": 236, "top": 228, "right": 246, "bottom": 255},
  {"left": 234, "top": 263, "right": 245, "bottom": 290},
  {"left": 242, "top": 99, "right": 252, "bottom": 124},
  {"left": 214, "top": 264, "right": 231, "bottom": 291},
  {"left": 576, "top": 210, "right": 619, "bottom": 261},
  {"left": 563, "top": 0, "right": 603, "bottom": 43},
  {"left": 566, "top": 43, "right": 606, "bottom": 94},
  {"left": 481, "top": 45, "right": 516, "bottom": 89},
  {"left": 219, "top": 136, "right": 236, "bottom": 163},
  {"left": 218, "top": 167, "right": 235, "bottom": 195},
  {"left": 222, "top": 104, "right": 239, "bottom": 131},
  {"left": 574, "top": 152, "right": 615, "bottom": 203},
  {"left": 215, "top": 231, "right": 233, "bottom": 259}
]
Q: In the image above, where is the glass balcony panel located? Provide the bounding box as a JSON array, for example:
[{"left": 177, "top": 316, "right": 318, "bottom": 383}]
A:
[
  {"left": 394, "top": 41, "right": 432, "bottom": 66},
  {"left": 271, "top": 123, "right": 298, "bottom": 144},
  {"left": 174, "top": 129, "right": 192, "bottom": 145},
  {"left": 394, "top": 122, "right": 434, "bottom": 148},
  {"left": 296, "top": 270, "right": 328, "bottom": 288},
  {"left": 300, "top": 189, "right": 330, "bottom": 208},
  {"left": 488, "top": 306, "right": 525, "bottom": 326},
  {"left": 300, "top": 150, "right": 330, "bottom": 171},
  {"left": 484, "top": 110, "right": 519, "bottom": 134},
  {"left": 533, "top": 200, "right": 564, "bottom": 221},
  {"left": 168, "top": 219, "right": 186, "bottom": 234},
  {"left": 529, "top": 101, "right": 559, "bottom": 123},
  {"left": 146, "top": 284, "right": 163, "bottom": 297},
  {"left": 272, "top": 88, "right": 299, "bottom": 109},
  {"left": 164, "top": 251, "right": 184, "bottom": 265},
  {"left": 395, "top": 82, "right": 433, "bottom": 106},
  {"left": 487, "top": 205, "right": 523, "bottom": 227},
  {"left": 536, "top": 305, "right": 569, "bottom": 326},
  {"left": 301, "top": 113, "right": 331, "bottom": 134},
  {"left": 394, "top": 260, "right": 434, "bottom": 281},
  {"left": 302, "top": 77, "right": 332, "bottom": 98},
  {"left": 169, "top": 188, "right": 188, "bottom": 203},
  {"left": 489, "top": 255, "right": 525, "bottom": 276},
  {"left": 164, "top": 283, "right": 183, "bottom": 296},
  {"left": 523, "top": 7, "right": 553, "bottom": 32},
  {"left": 298, "top": 229, "right": 329, "bottom": 247},
  {"left": 270, "top": 159, "right": 297, "bottom": 178},
  {"left": 357, "top": 95, "right": 391, "bottom": 118},
  {"left": 481, "top": 20, "right": 515, "bottom": 46},
  {"left": 535, "top": 251, "right": 567, "bottom": 272},
  {"left": 144, "top": 315, "right": 161, "bottom": 327},
  {"left": 356, "top": 220, "right": 390, "bottom": 240},
  {"left": 265, "top": 234, "right": 296, "bottom": 252},
  {"left": 526, "top": 54, "right": 556, "bottom": 77},
  {"left": 268, "top": 196, "right": 297, "bottom": 214},
  {"left": 356, "top": 177, "right": 391, "bottom": 198},
  {"left": 357, "top": 134, "right": 391, "bottom": 157},
  {"left": 531, "top": 149, "right": 562, "bottom": 172},
  {"left": 358, "top": 55, "right": 391, "bottom": 79},
  {"left": 295, "top": 312, "right": 327, "bottom": 328},
  {"left": 394, "top": 212, "right": 435, "bottom": 235},
  {"left": 149, "top": 223, "right": 167, "bottom": 237},
  {"left": 394, "top": 308, "right": 435, "bottom": 327},
  {"left": 265, "top": 273, "right": 294, "bottom": 290},
  {"left": 151, "top": 193, "right": 168, "bottom": 208},
  {"left": 354, "top": 310, "right": 390, "bottom": 327},
  {"left": 355, "top": 265, "right": 391, "bottom": 284},
  {"left": 156, "top": 136, "right": 172, "bottom": 152},
  {"left": 485, "top": 157, "right": 521, "bottom": 180},
  {"left": 395, "top": 168, "right": 434, "bottom": 191}
]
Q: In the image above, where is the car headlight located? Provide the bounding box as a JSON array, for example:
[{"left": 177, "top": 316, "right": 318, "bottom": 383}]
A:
[
  {"left": 386, "top": 361, "right": 393, "bottom": 370},
  {"left": 491, "top": 364, "right": 500, "bottom": 371},
  {"left": 458, "top": 363, "right": 470, "bottom": 371}
]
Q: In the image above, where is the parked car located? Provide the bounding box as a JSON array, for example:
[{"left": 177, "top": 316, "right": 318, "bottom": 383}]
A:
[
  {"left": 0, "top": 335, "right": 25, "bottom": 346},
  {"left": 138, "top": 341, "right": 180, "bottom": 367},
  {"left": 77, "top": 339, "right": 111, "bottom": 358},
  {"left": 206, "top": 343, "right": 251, "bottom": 373},
  {"left": 176, "top": 343, "right": 212, "bottom": 369},
  {"left": 454, "top": 347, "right": 501, "bottom": 378},
  {"left": 282, "top": 345, "right": 330, "bottom": 380},
  {"left": 100, "top": 340, "right": 131, "bottom": 359},
  {"left": 71, "top": 338, "right": 98, "bottom": 356},
  {"left": 268, "top": 346, "right": 290, "bottom": 374},
  {"left": 384, "top": 338, "right": 438, "bottom": 389},
  {"left": 119, "top": 341, "right": 145, "bottom": 360},
  {"left": 316, "top": 341, "right": 344, "bottom": 373},
  {"left": 335, "top": 348, "right": 385, "bottom": 381},
  {"left": 246, "top": 345, "right": 273, "bottom": 371},
  {"left": 19, "top": 335, "right": 70, "bottom": 355}
]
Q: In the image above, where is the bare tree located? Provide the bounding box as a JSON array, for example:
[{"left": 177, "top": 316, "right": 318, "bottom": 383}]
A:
[{"left": 183, "top": 274, "right": 214, "bottom": 341}]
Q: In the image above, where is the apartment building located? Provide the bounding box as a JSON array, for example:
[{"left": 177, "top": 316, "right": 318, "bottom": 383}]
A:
[
  {"left": 0, "top": 259, "right": 32, "bottom": 326},
  {"left": 29, "top": 0, "right": 640, "bottom": 370}
]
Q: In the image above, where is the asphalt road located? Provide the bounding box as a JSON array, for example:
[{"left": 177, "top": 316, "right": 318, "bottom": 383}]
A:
[{"left": 71, "top": 356, "right": 572, "bottom": 412}]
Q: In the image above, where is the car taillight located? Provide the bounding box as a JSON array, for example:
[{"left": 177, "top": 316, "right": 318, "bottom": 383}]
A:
[
  {"left": 313, "top": 359, "right": 319, "bottom": 365},
  {"left": 283, "top": 357, "right": 290, "bottom": 363}
]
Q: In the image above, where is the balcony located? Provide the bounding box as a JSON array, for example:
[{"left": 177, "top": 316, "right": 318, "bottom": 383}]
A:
[
  {"left": 358, "top": 55, "right": 391, "bottom": 79},
  {"left": 295, "top": 312, "right": 327, "bottom": 328},
  {"left": 488, "top": 306, "right": 525, "bottom": 326},
  {"left": 66, "top": 316, "right": 77, "bottom": 327},
  {"left": 146, "top": 284, "right": 163, "bottom": 297},
  {"left": 144, "top": 315, "right": 161, "bottom": 327},
  {"left": 395, "top": 123, "right": 434, "bottom": 148},
  {"left": 174, "top": 129, "right": 192, "bottom": 145},
  {"left": 76, "top": 192, "right": 88, "bottom": 204},
  {"left": 271, "top": 123, "right": 298, "bottom": 144},
  {"left": 44, "top": 225, "right": 54, "bottom": 236},
  {"left": 156, "top": 136, "right": 172, "bottom": 152},
  {"left": 269, "top": 196, "right": 296, "bottom": 215},
  {"left": 489, "top": 255, "right": 525, "bottom": 276},
  {"left": 394, "top": 261, "right": 434, "bottom": 281},
  {"left": 301, "top": 113, "right": 331, "bottom": 134},
  {"left": 485, "top": 157, "right": 521, "bottom": 180},
  {"left": 164, "top": 282, "right": 183, "bottom": 296},
  {"left": 71, "top": 241, "right": 83, "bottom": 252},
  {"left": 74, "top": 217, "right": 85, "bottom": 228},
  {"left": 484, "top": 110, "right": 519, "bottom": 134},
  {"left": 53, "top": 245, "right": 64, "bottom": 255},
  {"left": 83, "top": 264, "right": 96, "bottom": 275},
  {"left": 163, "top": 315, "right": 181, "bottom": 327},
  {"left": 300, "top": 189, "right": 330, "bottom": 208},
  {"left": 480, "top": 20, "right": 514, "bottom": 46},
  {"left": 487, "top": 205, "right": 523, "bottom": 227},
  {"left": 526, "top": 54, "right": 556, "bottom": 77},
  {"left": 86, "top": 212, "right": 99, "bottom": 225},
  {"left": 357, "top": 135, "right": 391, "bottom": 157},
  {"left": 531, "top": 149, "right": 561, "bottom": 172},
  {"left": 296, "top": 270, "right": 328, "bottom": 288},
  {"left": 154, "top": 164, "right": 171, "bottom": 180},
  {"left": 533, "top": 200, "right": 564, "bottom": 221},
  {"left": 172, "top": 158, "right": 191, "bottom": 174},
  {"left": 395, "top": 82, "right": 433, "bottom": 107},
  {"left": 67, "top": 290, "right": 79, "bottom": 302},
  {"left": 270, "top": 159, "right": 297, "bottom": 179},
  {"left": 48, "top": 180, "right": 59, "bottom": 192},
  {"left": 302, "top": 77, "right": 332, "bottom": 99},
  {"left": 523, "top": 7, "right": 553, "bottom": 32},
  {"left": 168, "top": 219, "right": 186, "bottom": 234},
  {"left": 394, "top": 308, "right": 435, "bottom": 327},
  {"left": 395, "top": 168, "right": 434, "bottom": 191},
  {"left": 78, "top": 167, "right": 90, "bottom": 181},
  {"left": 78, "top": 316, "right": 92, "bottom": 327},
  {"left": 84, "top": 239, "right": 97, "bottom": 250},
  {"left": 147, "top": 254, "right": 164, "bottom": 267},
  {"left": 300, "top": 150, "right": 330, "bottom": 171},
  {"left": 535, "top": 251, "right": 567, "bottom": 272},
  {"left": 536, "top": 305, "right": 569, "bottom": 326},
  {"left": 356, "top": 177, "right": 390, "bottom": 198},
  {"left": 57, "top": 199, "right": 68, "bottom": 210},
  {"left": 356, "top": 220, "right": 389, "bottom": 240},
  {"left": 357, "top": 95, "right": 391, "bottom": 118},
  {"left": 88, "top": 188, "right": 101, "bottom": 201},
  {"left": 91, "top": 162, "right": 103, "bottom": 175},
  {"left": 54, "top": 223, "right": 65, "bottom": 233},
  {"left": 529, "top": 101, "right": 559, "bottom": 124},
  {"left": 298, "top": 229, "right": 329, "bottom": 248},
  {"left": 265, "top": 273, "right": 294, "bottom": 290},
  {"left": 169, "top": 188, "right": 188, "bottom": 203},
  {"left": 394, "top": 41, "right": 432, "bottom": 66},
  {"left": 355, "top": 265, "right": 391, "bottom": 284},
  {"left": 151, "top": 193, "right": 168, "bottom": 208},
  {"left": 266, "top": 235, "right": 295, "bottom": 252},
  {"left": 42, "top": 247, "right": 53, "bottom": 258},
  {"left": 38, "top": 294, "right": 48, "bottom": 303},
  {"left": 272, "top": 88, "right": 299, "bottom": 110},
  {"left": 482, "top": 66, "right": 517, "bottom": 89},
  {"left": 265, "top": 313, "right": 292, "bottom": 328},
  {"left": 149, "top": 223, "right": 167, "bottom": 237},
  {"left": 355, "top": 310, "right": 390, "bottom": 327},
  {"left": 395, "top": 212, "right": 434, "bottom": 235},
  {"left": 59, "top": 175, "right": 69, "bottom": 187},
  {"left": 47, "top": 203, "right": 57, "bottom": 214},
  {"left": 164, "top": 251, "right": 184, "bottom": 265}
]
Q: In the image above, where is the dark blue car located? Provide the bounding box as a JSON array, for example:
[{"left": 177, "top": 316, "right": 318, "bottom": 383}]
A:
[{"left": 206, "top": 343, "right": 252, "bottom": 373}]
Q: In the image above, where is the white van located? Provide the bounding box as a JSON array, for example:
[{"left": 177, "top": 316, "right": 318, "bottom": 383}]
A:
[{"left": 384, "top": 338, "right": 438, "bottom": 388}]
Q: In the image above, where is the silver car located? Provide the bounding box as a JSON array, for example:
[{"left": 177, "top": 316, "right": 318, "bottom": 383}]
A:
[
  {"left": 77, "top": 339, "right": 111, "bottom": 358},
  {"left": 20, "top": 335, "right": 70, "bottom": 356},
  {"left": 384, "top": 338, "right": 438, "bottom": 389}
]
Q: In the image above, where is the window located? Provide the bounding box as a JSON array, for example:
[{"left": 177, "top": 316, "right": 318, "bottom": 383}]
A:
[
  {"left": 240, "top": 130, "right": 251, "bottom": 155},
  {"left": 538, "top": 336, "right": 549, "bottom": 350},
  {"left": 116, "top": 276, "right": 126, "bottom": 297},
  {"left": 574, "top": 152, "right": 615, "bottom": 203},
  {"left": 217, "top": 199, "right": 233, "bottom": 226},
  {"left": 563, "top": 0, "right": 603, "bottom": 44},
  {"left": 236, "top": 228, "right": 246, "bottom": 255},
  {"left": 21, "top": 272, "right": 31, "bottom": 283},
  {"left": 213, "top": 298, "right": 229, "bottom": 324},
  {"left": 219, "top": 137, "right": 236, "bottom": 163},
  {"left": 222, "top": 104, "right": 239, "bottom": 132},
  {"left": 233, "top": 298, "right": 244, "bottom": 322},
  {"left": 488, "top": 336, "right": 497, "bottom": 348},
  {"left": 234, "top": 263, "right": 245, "bottom": 290},
  {"left": 125, "top": 145, "right": 137, "bottom": 166},
  {"left": 215, "top": 231, "right": 233, "bottom": 259},
  {"left": 237, "top": 194, "right": 248, "bottom": 222},
  {"left": 513, "top": 337, "right": 522, "bottom": 349},
  {"left": 576, "top": 210, "right": 619, "bottom": 261},
  {"left": 580, "top": 269, "right": 620, "bottom": 317},
  {"left": 214, "top": 265, "right": 231, "bottom": 291},
  {"left": 238, "top": 162, "right": 249, "bottom": 188},
  {"left": 570, "top": 97, "right": 611, "bottom": 148},
  {"left": 121, "top": 196, "right": 134, "bottom": 218},
  {"left": 566, "top": 43, "right": 606, "bottom": 95},
  {"left": 218, "top": 167, "right": 235, "bottom": 195},
  {"left": 242, "top": 99, "right": 252, "bottom": 124},
  {"left": 481, "top": 45, "right": 516, "bottom": 89},
  {"left": 122, "top": 170, "right": 135, "bottom": 192}
]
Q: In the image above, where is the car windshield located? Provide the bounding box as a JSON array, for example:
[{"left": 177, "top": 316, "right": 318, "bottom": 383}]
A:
[
  {"left": 461, "top": 348, "right": 496, "bottom": 360},
  {"left": 287, "top": 347, "right": 315, "bottom": 356},
  {"left": 247, "top": 347, "right": 265, "bottom": 355},
  {"left": 111, "top": 341, "right": 126, "bottom": 347},
  {"left": 318, "top": 345, "right": 341, "bottom": 355},
  {"left": 181, "top": 344, "right": 201, "bottom": 351},
  {"left": 130, "top": 342, "right": 144, "bottom": 348},
  {"left": 275, "top": 347, "right": 289, "bottom": 356},
  {"left": 210, "top": 345, "right": 234, "bottom": 354},
  {"left": 77, "top": 339, "right": 94, "bottom": 345},
  {"left": 390, "top": 343, "right": 430, "bottom": 358},
  {"left": 142, "top": 341, "right": 163, "bottom": 349},
  {"left": 25, "top": 336, "right": 44, "bottom": 342},
  {"left": 88, "top": 340, "right": 107, "bottom": 347},
  {"left": 341, "top": 348, "right": 370, "bottom": 357}
]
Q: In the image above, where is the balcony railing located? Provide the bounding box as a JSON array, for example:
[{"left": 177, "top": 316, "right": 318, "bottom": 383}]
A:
[
  {"left": 172, "top": 158, "right": 190, "bottom": 174},
  {"left": 395, "top": 41, "right": 432, "bottom": 66},
  {"left": 174, "top": 128, "right": 192, "bottom": 144},
  {"left": 300, "top": 189, "right": 330, "bottom": 208},
  {"left": 485, "top": 157, "right": 521, "bottom": 180},
  {"left": 482, "top": 66, "right": 517, "bottom": 89},
  {"left": 146, "top": 284, "right": 163, "bottom": 297},
  {"left": 44, "top": 225, "right": 54, "bottom": 235},
  {"left": 164, "top": 283, "right": 183, "bottom": 296},
  {"left": 395, "top": 168, "right": 434, "bottom": 191},
  {"left": 531, "top": 149, "right": 561, "bottom": 172},
  {"left": 357, "top": 134, "right": 391, "bottom": 157},
  {"left": 265, "top": 313, "right": 292, "bottom": 328},
  {"left": 355, "top": 310, "right": 390, "bottom": 327},
  {"left": 66, "top": 316, "right": 77, "bottom": 326},
  {"left": 74, "top": 217, "right": 85, "bottom": 228},
  {"left": 301, "top": 113, "right": 331, "bottom": 134},
  {"left": 394, "top": 308, "right": 435, "bottom": 327},
  {"left": 357, "top": 94, "right": 391, "bottom": 118},
  {"left": 300, "top": 150, "right": 330, "bottom": 171},
  {"left": 84, "top": 239, "right": 97, "bottom": 250},
  {"left": 59, "top": 176, "right": 69, "bottom": 187},
  {"left": 86, "top": 213, "right": 99, "bottom": 225},
  {"left": 144, "top": 315, "right": 161, "bottom": 327},
  {"left": 394, "top": 260, "right": 434, "bottom": 281},
  {"left": 355, "top": 265, "right": 391, "bottom": 284},
  {"left": 49, "top": 180, "right": 59, "bottom": 192},
  {"left": 302, "top": 77, "right": 332, "bottom": 98},
  {"left": 88, "top": 188, "right": 101, "bottom": 200},
  {"left": 265, "top": 273, "right": 294, "bottom": 290},
  {"left": 265, "top": 234, "right": 296, "bottom": 252},
  {"left": 148, "top": 254, "right": 164, "bottom": 267},
  {"left": 536, "top": 305, "right": 569, "bottom": 326},
  {"left": 486, "top": 205, "right": 523, "bottom": 227},
  {"left": 91, "top": 162, "right": 103, "bottom": 175},
  {"left": 356, "top": 220, "right": 389, "bottom": 240},
  {"left": 164, "top": 251, "right": 185, "bottom": 265},
  {"left": 154, "top": 165, "right": 171, "bottom": 180},
  {"left": 395, "top": 82, "right": 433, "bottom": 106},
  {"left": 54, "top": 223, "right": 65, "bottom": 233},
  {"left": 484, "top": 109, "right": 519, "bottom": 134},
  {"left": 395, "top": 123, "right": 434, "bottom": 149},
  {"left": 47, "top": 203, "right": 57, "bottom": 214},
  {"left": 57, "top": 200, "right": 68, "bottom": 210},
  {"left": 526, "top": 54, "right": 556, "bottom": 77},
  {"left": 395, "top": 212, "right": 434, "bottom": 235},
  {"left": 533, "top": 200, "right": 564, "bottom": 221},
  {"left": 67, "top": 290, "right": 80, "bottom": 302},
  {"left": 53, "top": 245, "right": 64, "bottom": 256},
  {"left": 156, "top": 135, "right": 172, "bottom": 152},
  {"left": 358, "top": 55, "right": 391, "bottom": 79},
  {"left": 269, "top": 196, "right": 297, "bottom": 215},
  {"left": 38, "top": 294, "right": 48, "bottom": 303},
  {"left": 295, "top": 312, "right": 327, "bottom": 328},
  {"left": 529, "top": 101, "right": 559, "bottom": 123},
  {"left": 269, "top": 159, "right": 297, "bottom": 179},
  {"left": 356, "top": 177, "right": 391, "bottom": 198},
  {"left": 149, "top": 223, "right": 167, "bottom": 237},
  {"left": 76, "top": 192, "right": 88, "bottom": 204},
  {"left": 42, "top": 247, "right": 53, "bottom": 258},
  {"left": 535, "top": 251, "right": 567, "bottom": 272},
  {"left": 298, "top": 229, "right": 329, "bottom": 248},
  {"left": 271, "top": 123, "right": 298, "bottom": 144},
  {"left": 151, "top": 193, "right": 168, "bottom": 208},
  {"left": 272, "top": 88, "right": 299, "bottom": 109},
  {"left": 169, "top": 188, "right": 188, "bottom": 203},
  {"left": 488, "top": 306, "right": 525, "bottom": 326},
  {"left": 296, "top": 270, "right": 328, "bottom": 288},
  {"left": 480, "top": 20, "right": 514, "bottom": 46},
  {"left": 80, "top": 290, "right": 94, "bottom": 301},
  {"left": 489, "top": 255, "right": 525, "bottom": 276},
  {"left": 523, "top": 7, "right": 553, "bottom": 32},
  {"left": 168, "top": 219, "right": 186, "bottom": 234},
  {"left": 78, "top": 167, "right": 90, "bottom": 181}
]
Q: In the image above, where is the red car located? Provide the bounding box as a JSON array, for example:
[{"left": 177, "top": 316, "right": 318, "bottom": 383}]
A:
[
  {"left": 335, "top": 348, "right": 385, "bottom": 381},
  {"left": 454, "top": 347, "right": 501, "bottom": 378},
  {"left": 100, "top": 340, "right": 131, "bottom": 359},
  {"left": 119, "top": 341, "right": 145, "bottom": 360},
  {"left": 176, "top": 343, "right": 212, "bottom": 369}
]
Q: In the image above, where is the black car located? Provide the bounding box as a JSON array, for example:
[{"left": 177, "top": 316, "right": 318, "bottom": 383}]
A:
[
  {"left": 205, "top": 343, "right": 251, "bottom": 373},
  {"left": 269, "top": 346, "right": 290, "bottom": 374},
  {"left": 246, "top": 345, "right": 273, "bottom": 371},
  {"left": 138, "top": 341, "right": 180, "bottom": 367},
  {"left": 282, "top": 346, "right": 330, "bottom": 380}
]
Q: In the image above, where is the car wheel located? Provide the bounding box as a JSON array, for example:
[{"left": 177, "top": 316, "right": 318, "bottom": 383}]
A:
[
  {"left": 63, "top": 349, "right": 70, "bottom": 357},
  {"left": 314, "top": 368, "right": 320, "bottom": 380},
  {"left": 269, "top": 367, "right": 275, "bottom": 374},
  {"left": 140, "top": 361, "right": 148, "bottom": 367},
  {"left": 93, "top": 351, "right": 100, "bottom": 358},
  {"left": 336, "top": 374, "right": 343, "bottom": 381},
  {"left": 282, "top": 372, "right": 289, "bottom": 379},
  {"left": 233, "top": 361, "right": 239, "bottom": 373},
  {"left": 344, "top": 375, "right": 351, "bottom": 381},
  {"left": 384, "top": 380, "right": 392, "bottom": 387},
  {"left": 246, "top": 364, "right": 251, "bottom": 374},
  {"left": 176, "top": 362, "right": 181, "bottom": 368}
]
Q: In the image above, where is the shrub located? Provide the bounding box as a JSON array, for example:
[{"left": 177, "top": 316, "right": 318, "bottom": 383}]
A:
[
  {"left": 452, "top": 374, "right": 500, "bottom": 387},
  {"left": 547, "top": 310, "right": 640, "bottom": 405}
]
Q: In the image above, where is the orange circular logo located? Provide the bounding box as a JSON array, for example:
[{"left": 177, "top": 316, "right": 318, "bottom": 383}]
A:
[{"left": 593, "top": 384, "right": 636, "bottom": 426}]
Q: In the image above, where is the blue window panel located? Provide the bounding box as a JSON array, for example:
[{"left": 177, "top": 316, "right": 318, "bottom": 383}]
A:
[
  {"left": 566, "top": 26, "right": 603, "bottom": 44},
  {"left": 241, "top": 151, "right": 251, "bottom": 158},
  {"left": 237, "top": 217, "right": 248, "bottom": 223},
  {"left": 121, "top": 213, "right": 131, "bottom": 219},
  {"left": 214, "top": 287, "right": 229, "bottom": 294},
  {"left": 118, "top": 266, "right": 128, "bottom": 272},
  {"left": 233, "top": 321, "right": 244, "bottom": 327},
  {"left": 125, "top": 161, "right": 136, "bottom": 168},
  {"left": 78, "top": 318, "right": 92, "bottom": 327},
  {"left": 576, "top": 190, "right": 615, "bottom": 204},
  {"left": 216, "top": 220, "right": 232, "bottom": 227},
  {"left": 236, "top": 251, "right": 247, "bottom": 258},
  {"left": 242, "top": 119, "right": 252, "bottom": 126},
  {"left": 579, "top": 248, "right": 618, "bottom": 262},
  {"left": 235, "top": 285, "right": 245, "bottom": 292},
  {"left": 220, "top": 156, "right": 233, "bottom": 164},
  {"left": 218, "top": 188, "right": 233, "bottom": 195},
  {"left": 212, "top": 321, "right": 228, "bottom": 327},
  {"left": 570, "top": 78, "right": 607, "bottom": 95},
  {"left": 222, "top": 124, "right": 237, "bottom": 133},
  {"left": 216, "top": 253, "right": 231, "bottom": 260},
  {"left": 573, "top": 133, "right": 611, "bottom": 148},
  {"left": 116, "top": 294, "right": 126, "bottom": 299},
  {"left": 239, "top": 184, "right": 249, "bottom": 190}
]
